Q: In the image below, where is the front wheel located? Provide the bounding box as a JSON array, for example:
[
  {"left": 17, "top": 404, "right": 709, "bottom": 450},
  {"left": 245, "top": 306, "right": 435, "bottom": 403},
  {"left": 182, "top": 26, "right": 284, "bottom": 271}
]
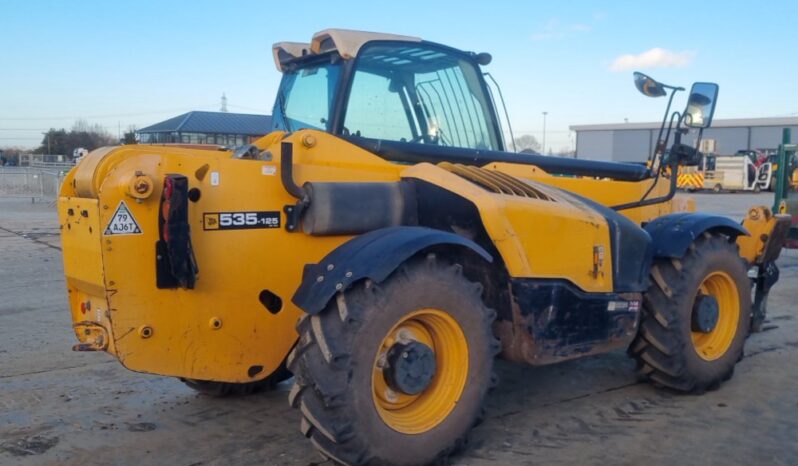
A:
[
  {"left": 288, "top": 254, "right": 498, "bottom": 466},
  {"left": 630, "top": 234, "right": 751, "bottom": 393}
]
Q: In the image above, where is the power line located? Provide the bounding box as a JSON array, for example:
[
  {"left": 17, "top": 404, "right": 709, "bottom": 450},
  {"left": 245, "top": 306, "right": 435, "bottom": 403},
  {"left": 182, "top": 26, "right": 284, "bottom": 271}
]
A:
[
  {"left": 0, "top": 128, "right": 54, "bottom": 131},
  {"left": 226, "top": 103, "right": 269, "bottom": 112},
  {"left": 0, "top": 105, "right": 217, "bottom": 121}
]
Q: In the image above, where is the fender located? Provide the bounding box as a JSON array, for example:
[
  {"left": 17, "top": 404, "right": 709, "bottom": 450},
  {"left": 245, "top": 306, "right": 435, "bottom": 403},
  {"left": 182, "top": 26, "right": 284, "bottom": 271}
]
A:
[
  {"left": 644, "top": 212, "right": 749, "bottom": 258},
  {"left": 292, "top": 226, "right": 492, "bottom": 314}
]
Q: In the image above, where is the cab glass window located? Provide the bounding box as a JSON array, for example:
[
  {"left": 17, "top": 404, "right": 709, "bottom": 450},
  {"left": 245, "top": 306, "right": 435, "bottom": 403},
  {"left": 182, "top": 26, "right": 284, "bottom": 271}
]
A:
[{"left": 273, "top": 60, "right": 342, "bottom": 132}]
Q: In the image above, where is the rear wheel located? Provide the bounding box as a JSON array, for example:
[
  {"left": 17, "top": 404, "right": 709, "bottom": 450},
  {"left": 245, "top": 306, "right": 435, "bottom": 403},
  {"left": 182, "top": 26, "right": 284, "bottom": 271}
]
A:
[
  {"left": 180, "top": 364, "right": 291, "bottom": 397},
  {"left": 288, "top": 254, "right": 498, "bottom": 466},
  {"left": 713, "top": 184, "right": 723, "bottom": 193},
  {"left": 630, "top": 234, "right": 751, "bottom": 393}
]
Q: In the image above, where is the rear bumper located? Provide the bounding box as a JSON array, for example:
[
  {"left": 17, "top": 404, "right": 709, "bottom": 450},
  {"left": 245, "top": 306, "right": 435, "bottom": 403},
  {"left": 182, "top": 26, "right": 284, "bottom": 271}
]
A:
[{"left": 58, "top": 196, "right": 116, "bottom": 354}]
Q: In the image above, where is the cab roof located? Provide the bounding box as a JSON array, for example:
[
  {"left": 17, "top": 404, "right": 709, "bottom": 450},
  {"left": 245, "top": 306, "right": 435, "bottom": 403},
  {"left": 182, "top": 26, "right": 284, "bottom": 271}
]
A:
[{"left": 272, "top": 28, "right": 422, "bottom": 71}]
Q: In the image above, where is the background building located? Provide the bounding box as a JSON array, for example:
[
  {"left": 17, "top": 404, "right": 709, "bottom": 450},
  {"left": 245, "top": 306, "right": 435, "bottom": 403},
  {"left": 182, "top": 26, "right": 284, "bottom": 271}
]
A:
[
  {"left": 571, "top": 117, "right": 798, "bottom": 162},
  {"left": 138, "top": 111, "right": 271, "bottom": 146}
]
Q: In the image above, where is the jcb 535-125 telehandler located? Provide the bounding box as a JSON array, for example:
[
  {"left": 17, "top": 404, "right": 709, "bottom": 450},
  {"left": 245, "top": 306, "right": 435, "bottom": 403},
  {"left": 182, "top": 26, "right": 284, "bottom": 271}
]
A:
[{"left": 59, "top": 29, "right": 791, "bottom": 465}]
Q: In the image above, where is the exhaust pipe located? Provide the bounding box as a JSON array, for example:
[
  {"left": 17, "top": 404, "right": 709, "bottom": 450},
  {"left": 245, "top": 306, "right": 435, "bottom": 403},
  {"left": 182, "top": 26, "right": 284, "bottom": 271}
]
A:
[{"left": 281, "top": 142, "right": 305, "bottom": 199}]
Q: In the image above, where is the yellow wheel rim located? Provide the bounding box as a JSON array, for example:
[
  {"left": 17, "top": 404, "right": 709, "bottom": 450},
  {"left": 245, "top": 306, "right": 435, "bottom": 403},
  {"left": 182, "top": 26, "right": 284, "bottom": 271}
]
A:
[
  {"left": 691, "top": 271, "right": 740, "bottom": 361},
  {"left": 372, "top": 308, "right": 469, "bottom": 434}
]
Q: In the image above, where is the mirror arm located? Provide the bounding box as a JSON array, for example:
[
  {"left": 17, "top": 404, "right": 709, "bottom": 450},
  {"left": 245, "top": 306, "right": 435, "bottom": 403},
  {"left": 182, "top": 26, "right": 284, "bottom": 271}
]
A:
[
  {"left": 649, "top": 88, "right": 680, "bottom": 162},
  {"left": 611, "top": 162, "right": 678, "bottom": 211},
  {"left": 484, "top": 72, "right": 516, "bottom": 152},
  {"left": 694, "top": 127, "right": 704, "bottom": 153},
  {"left": 613, "top": 110, "right": 682, "bottom": 211},
  {"left": 662, "top": 84, "right": 686, "bottom": 92}
]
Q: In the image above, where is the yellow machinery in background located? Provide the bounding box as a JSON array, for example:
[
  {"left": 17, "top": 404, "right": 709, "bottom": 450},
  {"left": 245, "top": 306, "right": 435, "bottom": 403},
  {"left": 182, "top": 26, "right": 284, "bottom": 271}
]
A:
[{"left": 58, "top": 29, "right": 791, "bottom": 465}]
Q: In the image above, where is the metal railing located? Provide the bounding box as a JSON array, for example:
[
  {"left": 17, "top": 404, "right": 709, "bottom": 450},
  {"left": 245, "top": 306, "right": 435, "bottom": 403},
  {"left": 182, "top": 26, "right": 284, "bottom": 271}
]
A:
[{"left": 0, "top": 166, "right": 69, "bottom": 202}]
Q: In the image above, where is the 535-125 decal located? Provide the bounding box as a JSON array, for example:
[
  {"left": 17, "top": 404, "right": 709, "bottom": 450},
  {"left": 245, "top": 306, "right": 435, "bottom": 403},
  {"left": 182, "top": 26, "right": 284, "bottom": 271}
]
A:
[{"left": 203, "top": 211, "right": 280, "bottom": 230}]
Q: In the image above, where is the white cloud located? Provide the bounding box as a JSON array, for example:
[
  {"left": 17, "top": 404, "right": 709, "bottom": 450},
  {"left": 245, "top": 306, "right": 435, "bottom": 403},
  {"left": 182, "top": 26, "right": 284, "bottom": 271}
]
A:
[
  {"left": 531, "top": 18, "right": 592, "bottom": 41},
  {"left": 531, "top": 32, "right": 562, "bottom": 41},
  {"left": 609, "top": 48, "right": 696, "bottom": 72}
]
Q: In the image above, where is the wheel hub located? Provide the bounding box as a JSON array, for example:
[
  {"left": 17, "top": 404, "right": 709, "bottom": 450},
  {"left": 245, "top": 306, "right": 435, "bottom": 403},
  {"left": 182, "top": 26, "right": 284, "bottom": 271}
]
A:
[
  {"left": 384, "top": 341, "right": 437, "bottom": 395},
  {"left": 692, "top": 293, "right": 720, "bottom": 333}
]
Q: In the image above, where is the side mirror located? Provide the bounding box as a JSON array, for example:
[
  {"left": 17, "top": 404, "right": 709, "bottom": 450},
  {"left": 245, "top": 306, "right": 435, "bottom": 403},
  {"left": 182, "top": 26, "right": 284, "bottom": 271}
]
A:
[
  {"left": 683, "top": 82, "right": 719, "bottom": 128},
  {"left": 634, "top": 72, "right": 667, "bottom": 97}
]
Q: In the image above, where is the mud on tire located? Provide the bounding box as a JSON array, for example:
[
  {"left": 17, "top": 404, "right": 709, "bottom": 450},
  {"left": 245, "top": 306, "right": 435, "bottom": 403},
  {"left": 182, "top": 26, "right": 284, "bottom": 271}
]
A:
[
  {"left": 630, "top": 233, "right": 751, "bottom": 393},
  {"left": 287, "top": 254, "right": 499, "bottom": 466}
]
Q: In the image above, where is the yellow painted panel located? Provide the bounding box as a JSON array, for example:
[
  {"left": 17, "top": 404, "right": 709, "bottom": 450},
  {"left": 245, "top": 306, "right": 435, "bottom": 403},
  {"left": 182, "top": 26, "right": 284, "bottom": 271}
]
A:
[
  {"left": 401, "top": 163, "right": 612, "bottom": 292},
  {"left": 486, "top": 162, "right": 694, "bottom": 224},
  {"left": 61, "top": 131, "right": 404, "bottom": 383},
  {"left": 59, "top": 197, "right": 105, "bottom": 296}
]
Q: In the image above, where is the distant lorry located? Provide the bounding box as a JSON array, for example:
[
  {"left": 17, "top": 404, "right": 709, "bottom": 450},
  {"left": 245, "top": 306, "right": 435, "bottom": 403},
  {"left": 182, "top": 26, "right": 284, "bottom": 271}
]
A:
[{"left": 704, "top": 154, "right": 773, "bottom": 192}]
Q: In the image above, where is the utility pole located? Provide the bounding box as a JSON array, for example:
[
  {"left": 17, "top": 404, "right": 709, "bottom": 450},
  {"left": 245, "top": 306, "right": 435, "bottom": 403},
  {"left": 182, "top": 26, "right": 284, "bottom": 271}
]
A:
[
  {"left": 542, "top": 111, "right": 548, "bottom": 154},
  {"left": 221, "top": 93, "right": 228, "bottom": 113}
]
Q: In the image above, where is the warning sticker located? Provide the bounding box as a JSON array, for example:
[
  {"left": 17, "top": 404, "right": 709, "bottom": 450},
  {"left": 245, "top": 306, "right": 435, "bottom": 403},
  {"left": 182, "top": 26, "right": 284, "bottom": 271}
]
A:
[{"left": 104, "top": 201, "right": 142, "bottom": 236}]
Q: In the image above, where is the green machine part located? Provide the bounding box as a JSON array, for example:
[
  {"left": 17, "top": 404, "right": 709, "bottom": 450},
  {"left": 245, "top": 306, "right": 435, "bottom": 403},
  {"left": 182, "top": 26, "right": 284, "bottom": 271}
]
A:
[{"left": 773, "top": 128, "right": 798, "bottom": 248}]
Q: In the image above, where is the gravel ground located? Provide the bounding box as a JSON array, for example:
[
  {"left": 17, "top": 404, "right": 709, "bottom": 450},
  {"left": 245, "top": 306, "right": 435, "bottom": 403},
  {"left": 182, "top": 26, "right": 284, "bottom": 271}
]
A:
[{"left": 1, "top": 193, "right": 796, "bottom": 466}]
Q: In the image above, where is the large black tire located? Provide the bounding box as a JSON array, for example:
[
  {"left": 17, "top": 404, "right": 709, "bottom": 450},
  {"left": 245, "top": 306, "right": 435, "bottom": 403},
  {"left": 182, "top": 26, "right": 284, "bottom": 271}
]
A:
[
  {"left": 630, "top": 234, "right": 751, "bottom": 393},
  {"left": 180, "top": 363, "right": 291, "bottom": 397},
  {"left": 287, "top": 254, "right": 498, "bottom": 466}
]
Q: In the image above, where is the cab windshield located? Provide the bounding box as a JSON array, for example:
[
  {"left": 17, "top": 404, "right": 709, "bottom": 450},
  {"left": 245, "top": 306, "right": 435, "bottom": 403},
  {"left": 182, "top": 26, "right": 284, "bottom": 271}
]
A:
[
  {"left": 271, "top": 43, "right": 502, "bottom": 151},
  {"left": 345, "top": 44, "right": 501, "bottom": 151}
]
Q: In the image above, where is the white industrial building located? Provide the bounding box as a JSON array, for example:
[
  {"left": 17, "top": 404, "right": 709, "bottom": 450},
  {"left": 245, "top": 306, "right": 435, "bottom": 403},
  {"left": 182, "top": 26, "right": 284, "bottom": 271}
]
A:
[{"left": 570, "top": 117, "right": 798, "bottom": 162}]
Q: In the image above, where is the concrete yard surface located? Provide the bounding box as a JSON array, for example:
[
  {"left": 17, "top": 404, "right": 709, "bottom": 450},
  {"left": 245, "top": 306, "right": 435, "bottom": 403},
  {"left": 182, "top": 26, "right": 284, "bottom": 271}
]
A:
[{"left": 1, "top": 193, "right": 797, "bottom": 466}]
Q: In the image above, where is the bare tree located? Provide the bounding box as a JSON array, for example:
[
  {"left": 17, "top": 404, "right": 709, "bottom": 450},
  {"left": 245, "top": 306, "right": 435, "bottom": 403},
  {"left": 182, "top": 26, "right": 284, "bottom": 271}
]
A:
[
  {"left": 123, "top": 125, "right": 138, "bottom": 145},
  {"left": 513, "top": 134, "right": 542, "bottom": 154},
  {"left": 557, "top": 146, "right": 576, "bottom": 158},
  {"left": 0, "top": 146, "right": 25, "bottom": 166},
  {"left": 37, "top": 120, "right": 115, "bottom": 157}
]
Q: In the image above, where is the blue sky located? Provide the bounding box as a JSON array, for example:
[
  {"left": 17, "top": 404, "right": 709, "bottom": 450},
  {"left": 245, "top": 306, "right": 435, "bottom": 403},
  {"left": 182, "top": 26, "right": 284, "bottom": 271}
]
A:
[{"left": 1, "top": 0, "right": 797, "bottom": 150}]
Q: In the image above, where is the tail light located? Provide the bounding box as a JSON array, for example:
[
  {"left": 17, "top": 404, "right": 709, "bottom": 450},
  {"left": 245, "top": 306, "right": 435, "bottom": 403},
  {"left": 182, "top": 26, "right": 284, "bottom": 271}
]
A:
[
  {"left": 156, "top": 175, "right": 198, "bottom": 289},
  {"left": 161, "top": 177, "right": 175, "bottom": 242}
]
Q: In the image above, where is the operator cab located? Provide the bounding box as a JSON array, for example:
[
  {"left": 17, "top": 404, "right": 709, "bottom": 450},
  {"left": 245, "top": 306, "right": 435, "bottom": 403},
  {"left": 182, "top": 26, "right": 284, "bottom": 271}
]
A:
[
  {"left": 269, "top": 29, "right": 656, "bottom": 184},
  {"left": 271, "top": 29, "right": 505, "bottom": 152}
]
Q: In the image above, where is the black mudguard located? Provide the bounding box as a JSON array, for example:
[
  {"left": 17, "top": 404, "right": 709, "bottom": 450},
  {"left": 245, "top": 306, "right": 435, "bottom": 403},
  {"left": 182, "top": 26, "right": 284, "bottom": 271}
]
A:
[
  {"left": 292, "top": 226, "right": 492, "bottom": 315},
  {"left": 644, "top": 212, "right": 748, "bottom": 258}
]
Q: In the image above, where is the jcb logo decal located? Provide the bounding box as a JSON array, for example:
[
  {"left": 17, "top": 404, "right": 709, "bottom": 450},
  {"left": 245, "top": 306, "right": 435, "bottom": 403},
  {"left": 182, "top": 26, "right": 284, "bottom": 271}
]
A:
[
  {"left": 202, "top": 211, "right": 280, "bottom": 231},
  {"left": 204, "top": 213, "right": 220, "bottom": 230}
]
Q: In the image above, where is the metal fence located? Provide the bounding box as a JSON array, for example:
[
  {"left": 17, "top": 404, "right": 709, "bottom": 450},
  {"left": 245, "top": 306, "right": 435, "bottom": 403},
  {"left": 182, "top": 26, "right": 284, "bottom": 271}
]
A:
[{"left": 0, "top": 166, "right": 69, "bottom": 202}]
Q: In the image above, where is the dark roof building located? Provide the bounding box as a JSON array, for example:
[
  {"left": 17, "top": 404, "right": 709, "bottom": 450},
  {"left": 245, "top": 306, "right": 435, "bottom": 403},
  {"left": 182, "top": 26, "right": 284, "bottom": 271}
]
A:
[{"left": 138, "top": 111, "right": 272, "bottom": 146}]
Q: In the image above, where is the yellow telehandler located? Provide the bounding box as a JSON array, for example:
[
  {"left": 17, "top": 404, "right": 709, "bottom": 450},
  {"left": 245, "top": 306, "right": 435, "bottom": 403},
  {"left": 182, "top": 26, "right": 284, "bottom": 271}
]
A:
[{"left": 58, "top": 29, "right": 790, "bottom": 465}]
